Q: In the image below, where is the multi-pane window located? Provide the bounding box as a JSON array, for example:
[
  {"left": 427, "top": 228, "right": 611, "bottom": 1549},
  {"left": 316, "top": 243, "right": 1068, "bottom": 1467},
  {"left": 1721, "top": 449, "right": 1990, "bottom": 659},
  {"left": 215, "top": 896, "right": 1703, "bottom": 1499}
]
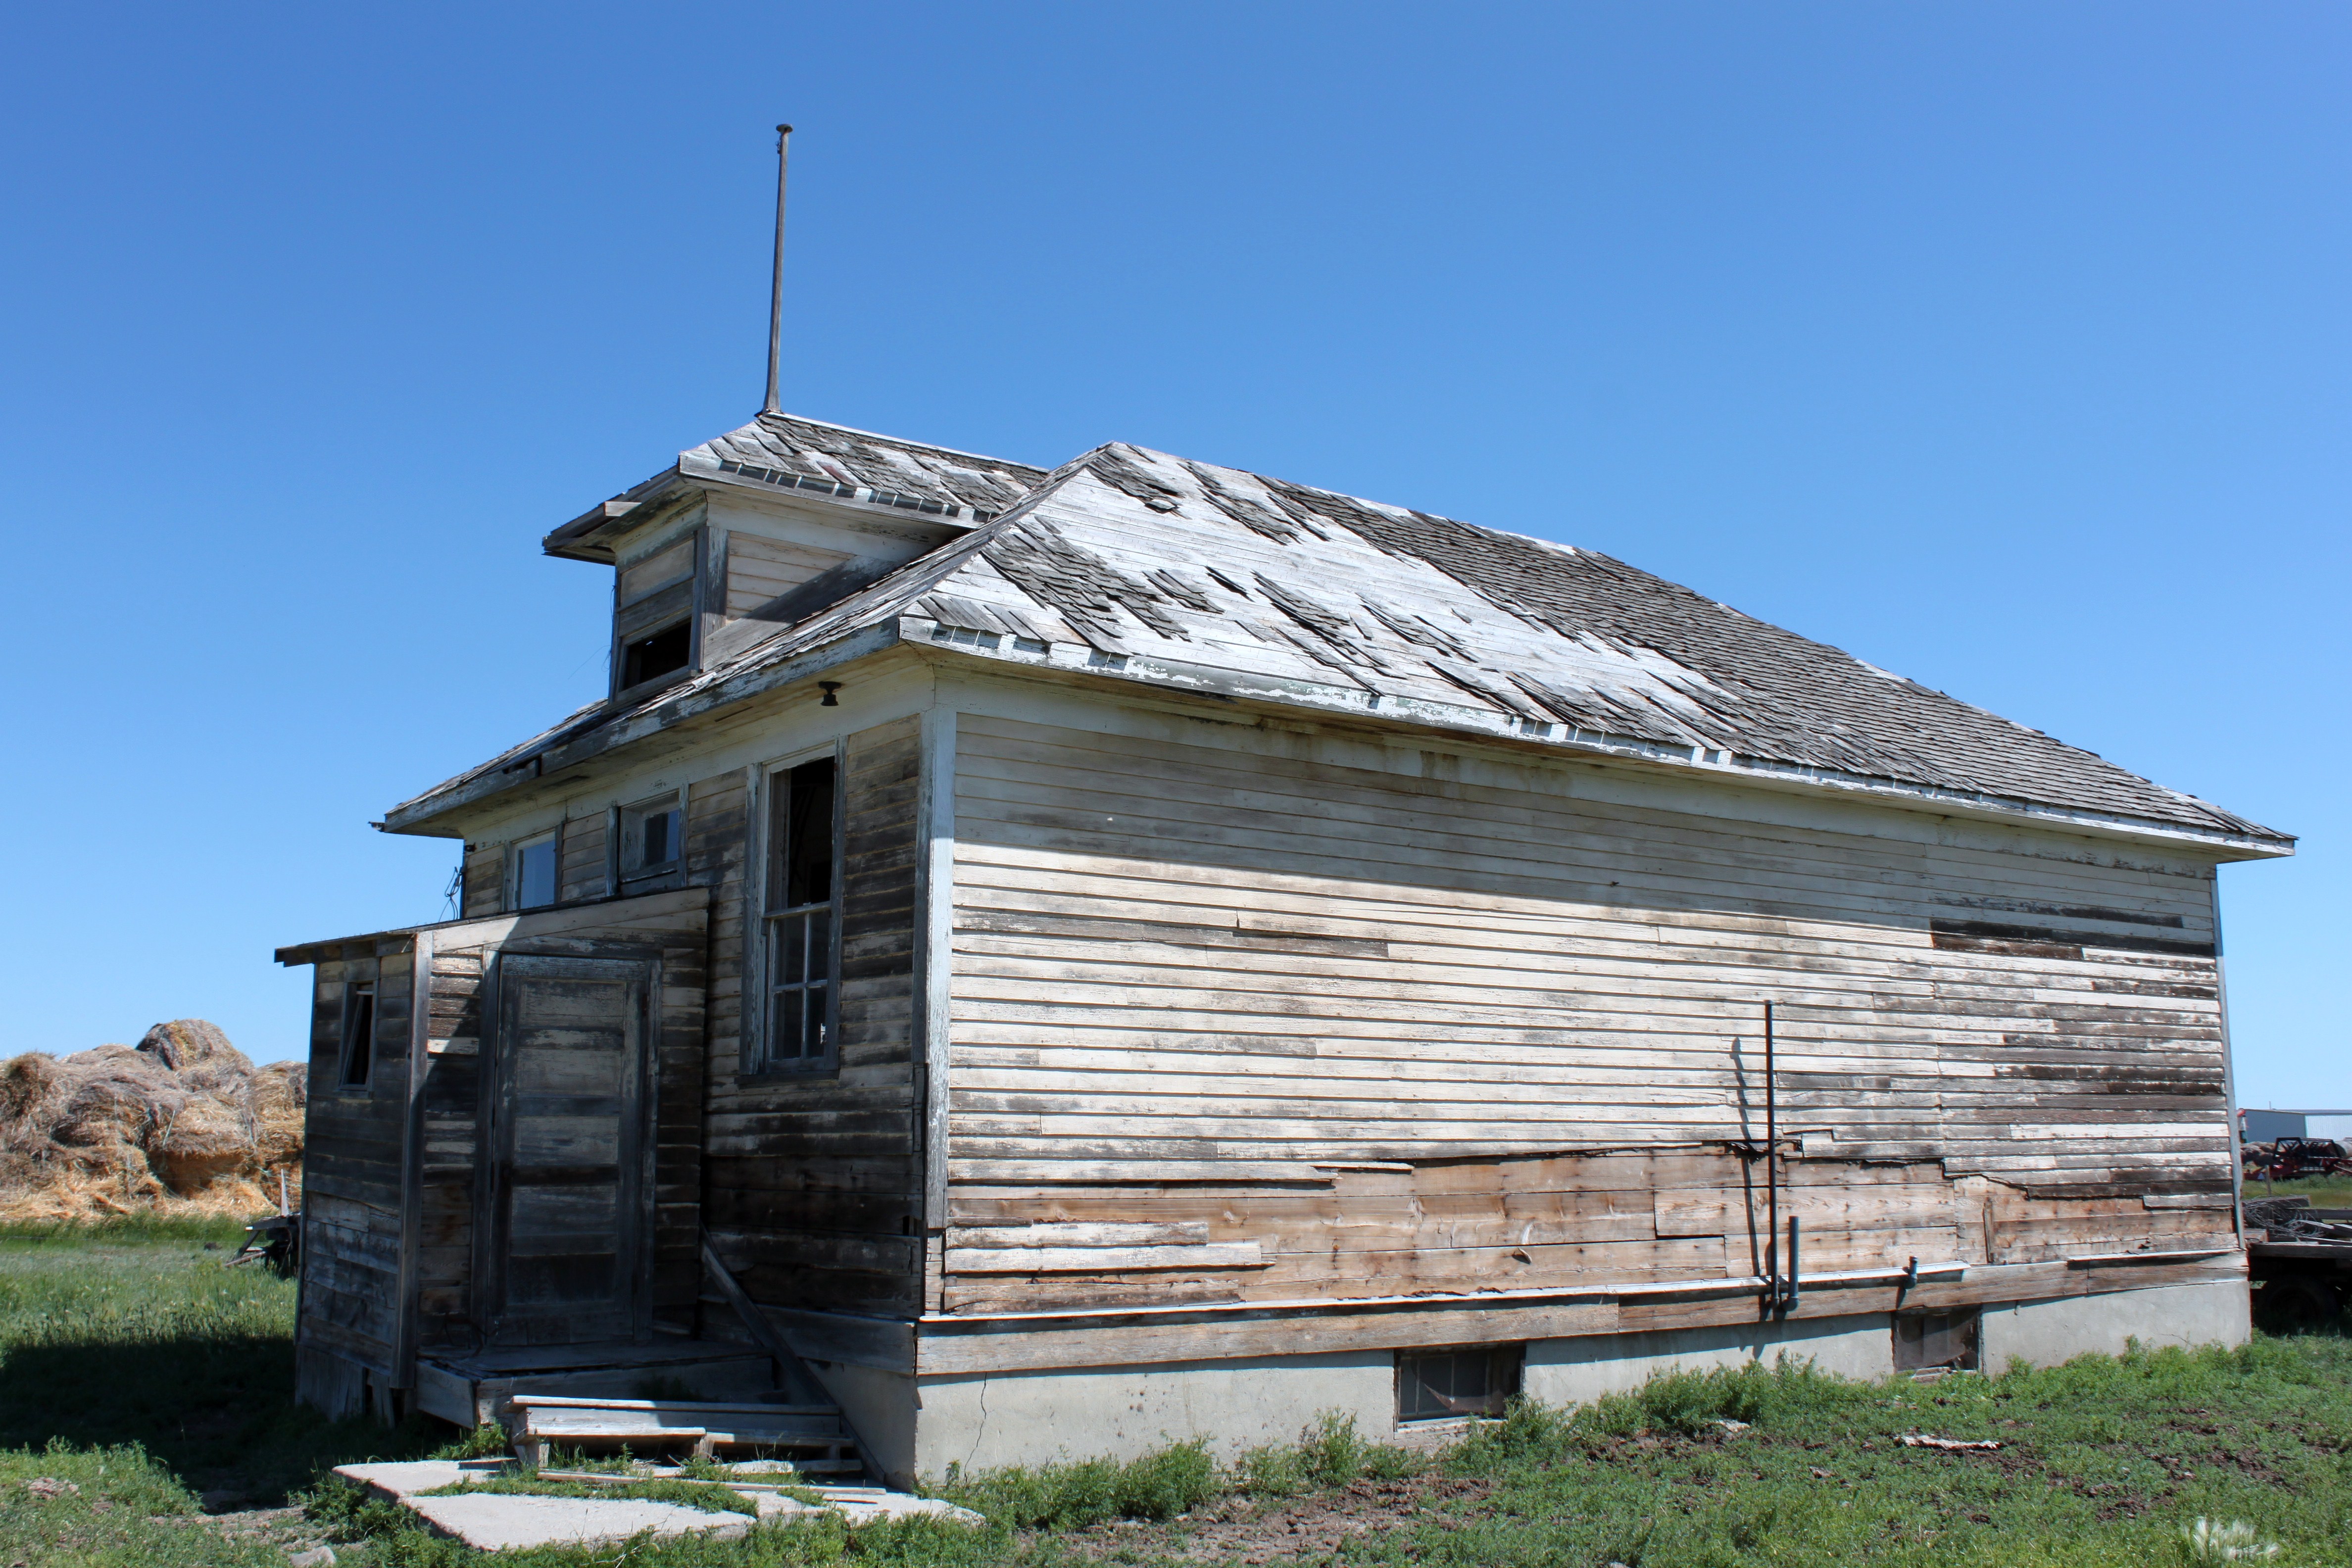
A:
[
  {"left": 512, "top": 833, "right": 558, "bottom": 911},
  {"left": 338, "top": 983, "right": 376, "bottom": 1090},
  {"left": 762, "top": 756, "right": 838, "bottom": 1069}
]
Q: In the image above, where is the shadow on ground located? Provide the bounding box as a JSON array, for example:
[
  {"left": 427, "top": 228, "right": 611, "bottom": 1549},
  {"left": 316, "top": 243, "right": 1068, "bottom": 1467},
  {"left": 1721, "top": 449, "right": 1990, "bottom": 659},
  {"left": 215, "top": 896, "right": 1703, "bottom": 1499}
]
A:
[{"left": 0, "top": 1331, "right": 444, "bottom": 1506}]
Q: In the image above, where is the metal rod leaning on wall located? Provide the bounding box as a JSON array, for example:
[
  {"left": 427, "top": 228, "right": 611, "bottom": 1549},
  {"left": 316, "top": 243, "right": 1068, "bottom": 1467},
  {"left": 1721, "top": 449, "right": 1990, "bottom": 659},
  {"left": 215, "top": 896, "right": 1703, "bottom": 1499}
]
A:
[
  {"left": 1763, "top": 1000, "right": 1778, "bottom": 1314},
  {"left": 1785, "top": 1214, "right": 1800, "bottom": 1312}
]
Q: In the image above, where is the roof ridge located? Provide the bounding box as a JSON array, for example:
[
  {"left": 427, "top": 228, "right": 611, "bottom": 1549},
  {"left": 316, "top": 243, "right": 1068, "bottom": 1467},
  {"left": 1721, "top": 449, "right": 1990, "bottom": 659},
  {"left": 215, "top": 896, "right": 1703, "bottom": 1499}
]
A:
[{"left": 737, "top": 410, "right": 1048, "bottom": 477}]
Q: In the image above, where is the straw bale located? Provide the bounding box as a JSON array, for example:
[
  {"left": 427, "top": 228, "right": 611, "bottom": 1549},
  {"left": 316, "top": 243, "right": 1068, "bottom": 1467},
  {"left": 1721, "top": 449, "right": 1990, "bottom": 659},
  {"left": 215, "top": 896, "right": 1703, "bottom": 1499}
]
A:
[{"left": 0, "top": 1019, "right": 307, "bottom": 1222}]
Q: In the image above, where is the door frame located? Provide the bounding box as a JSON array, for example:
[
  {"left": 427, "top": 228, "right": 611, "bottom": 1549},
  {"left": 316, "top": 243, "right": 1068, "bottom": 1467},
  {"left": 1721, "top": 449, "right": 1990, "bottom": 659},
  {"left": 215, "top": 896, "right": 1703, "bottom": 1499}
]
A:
[{"left": 473, "top": 940, "right": 663, "bottom": 1347}]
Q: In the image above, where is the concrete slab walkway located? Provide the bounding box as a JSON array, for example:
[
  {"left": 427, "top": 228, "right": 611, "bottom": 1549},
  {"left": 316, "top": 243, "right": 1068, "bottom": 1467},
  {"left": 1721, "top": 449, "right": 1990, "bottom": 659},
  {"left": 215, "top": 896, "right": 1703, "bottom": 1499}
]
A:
[{"left": 333, "top": 1460, "right": 982, "bottom": 1552}]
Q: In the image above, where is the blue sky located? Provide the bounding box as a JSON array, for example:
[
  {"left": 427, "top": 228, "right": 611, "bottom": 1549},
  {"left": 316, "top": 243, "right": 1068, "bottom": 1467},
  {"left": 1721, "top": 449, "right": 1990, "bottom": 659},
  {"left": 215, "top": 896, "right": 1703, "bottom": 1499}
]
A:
[{"left": 2, "top": 3, "right": 2343, "bottom": 1116}]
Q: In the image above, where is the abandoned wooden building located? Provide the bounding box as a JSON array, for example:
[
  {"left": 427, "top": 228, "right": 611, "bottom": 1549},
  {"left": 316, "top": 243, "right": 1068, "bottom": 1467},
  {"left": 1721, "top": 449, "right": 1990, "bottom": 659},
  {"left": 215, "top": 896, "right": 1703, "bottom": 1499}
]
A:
[{"left": 280, "top": 410, "right": 2292, "bottom": 1481}]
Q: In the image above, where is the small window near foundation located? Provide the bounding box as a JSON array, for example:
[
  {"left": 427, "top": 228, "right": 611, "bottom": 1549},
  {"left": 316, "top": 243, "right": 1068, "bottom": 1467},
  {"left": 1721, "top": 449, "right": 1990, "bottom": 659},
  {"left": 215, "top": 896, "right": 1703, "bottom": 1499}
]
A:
[
  {"left": 338, "top": 983, "right": 376, "bottom": 1091},
  {"left": 1893, "top": 1308, "right": 1980, "bottom": 1375},
  {"left": 1397, "top": 1344, "right": 1523, "bottom": 1422}
]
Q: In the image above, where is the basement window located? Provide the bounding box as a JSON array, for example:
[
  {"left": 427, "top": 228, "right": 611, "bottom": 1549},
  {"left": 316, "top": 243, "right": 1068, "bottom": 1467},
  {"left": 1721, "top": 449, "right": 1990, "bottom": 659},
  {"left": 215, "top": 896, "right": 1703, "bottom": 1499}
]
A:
[
  {"left": 1397, "top": 1345, "right": 1523, "bottom": 1422},
  {"left": 1893, "top": 1308, "right": 1980, "bottom": 1375},
  {"left": 338, "top": 983, "right": 376, "bottom": 1090},
  {"left": 621, "top": 621, "right": 692, "bottom": 689}
]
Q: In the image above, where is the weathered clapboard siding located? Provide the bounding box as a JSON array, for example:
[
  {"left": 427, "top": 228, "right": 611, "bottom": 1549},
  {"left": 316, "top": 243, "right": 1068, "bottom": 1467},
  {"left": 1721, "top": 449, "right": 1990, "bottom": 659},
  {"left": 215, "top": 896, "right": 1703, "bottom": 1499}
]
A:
[
  {"left": 296, "top": 894, "right": 710, "bottom": 1360},
  {"left": 725, "top": 531, "right": 854, "bottom": 619},
  {"left": 938, "top": 1157, "right": 2236, "bottom": 1317},
  {"left": 936, "top": 709, "right": 2233, "bottom": 1315},
  {"left": 462, "top": 842, "right": 505, "bottom": 919},
  {"left": 298, "top": 948, "right": 409, "bottom": 1372},
  {"left": 558, "top": 810, "right": 611, "bottom": 903},
  {"left": 686, "top": 769, "right": 751, "bottom": 1070},
  {"left": 702, "top": 716, "right": 927, "bottom": 1320}
]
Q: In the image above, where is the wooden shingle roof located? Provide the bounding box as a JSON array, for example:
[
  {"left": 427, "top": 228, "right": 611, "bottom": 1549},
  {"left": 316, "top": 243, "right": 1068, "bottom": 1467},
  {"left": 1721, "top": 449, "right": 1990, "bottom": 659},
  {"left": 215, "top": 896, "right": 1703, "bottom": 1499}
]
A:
[
  {"left": 390, "top": 425, "right": 2290, "bottom": 854},
  {"left": 685, "top": 411, "right": 1045, "bottom": 521}
]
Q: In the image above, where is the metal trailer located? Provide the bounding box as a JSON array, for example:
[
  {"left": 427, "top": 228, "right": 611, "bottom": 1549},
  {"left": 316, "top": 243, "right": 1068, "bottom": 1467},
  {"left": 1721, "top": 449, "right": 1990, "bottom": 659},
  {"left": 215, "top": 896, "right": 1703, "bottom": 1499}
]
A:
[{"left": 2243, "top": 1199, "right": 2352, "bottom": 1326}]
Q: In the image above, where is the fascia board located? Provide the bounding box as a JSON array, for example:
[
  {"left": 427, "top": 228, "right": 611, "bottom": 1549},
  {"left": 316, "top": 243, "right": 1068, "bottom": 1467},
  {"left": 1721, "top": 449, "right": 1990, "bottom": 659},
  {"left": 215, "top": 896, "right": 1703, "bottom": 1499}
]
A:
[
  {"left": 680, "top": 457, "right": 985, "bottom": 534},
  {"left": 380, "top": 620, "right": 902, "bottom": 834},
  {"left": 543, "top": 467, "right": 694, "bottom": 561}
]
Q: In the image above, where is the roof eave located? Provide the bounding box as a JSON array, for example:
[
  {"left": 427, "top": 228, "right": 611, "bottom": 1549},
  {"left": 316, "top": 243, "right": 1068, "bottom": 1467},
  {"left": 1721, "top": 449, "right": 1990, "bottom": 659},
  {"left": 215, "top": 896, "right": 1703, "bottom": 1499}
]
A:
[
  {"left": 543, "top": 466, "right": 695, "bottom": 563},
  {"left": 905, "top": 631, "right": 2298, "bottom": 863},
  {"left": 380, "top": 620, "right": 903, "bottom": 834},
  {"left": 678, "top": 451, "right": 990, "bottom": 533}
]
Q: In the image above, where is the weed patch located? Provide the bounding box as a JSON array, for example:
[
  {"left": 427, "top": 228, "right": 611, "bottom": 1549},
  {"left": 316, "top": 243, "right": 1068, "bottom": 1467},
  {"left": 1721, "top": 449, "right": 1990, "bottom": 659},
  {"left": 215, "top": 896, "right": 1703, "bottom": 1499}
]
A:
[{"left": 939, "top": 1437, "right": 1216, "bottom": 1528}]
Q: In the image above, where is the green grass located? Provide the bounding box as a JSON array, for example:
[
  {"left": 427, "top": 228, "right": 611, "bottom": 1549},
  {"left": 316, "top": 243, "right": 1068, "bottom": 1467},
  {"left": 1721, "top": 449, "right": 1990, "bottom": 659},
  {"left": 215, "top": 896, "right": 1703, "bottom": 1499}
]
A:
[
  {"left": 0, "top": 1221, "right": 453, "bottom": 1506},
  {"left": 936, "top": 1435, "right": 1221, "bottom": 1528},
  {"left": 417, "top": 1474, "right": 760, "bottom": 1515},
  {"left": 1421, "top": 1341, "right": 2352, "bottom": 1568},
  {"left": 0, "top": 1441, "right": 294, "bottom": 1568},
  {"left": 2247, "top": 1173, "right": 2352, "bottom": 1209},
  {"left": 8, "top": 1223, "right": 2352, "bottom": 1566}
]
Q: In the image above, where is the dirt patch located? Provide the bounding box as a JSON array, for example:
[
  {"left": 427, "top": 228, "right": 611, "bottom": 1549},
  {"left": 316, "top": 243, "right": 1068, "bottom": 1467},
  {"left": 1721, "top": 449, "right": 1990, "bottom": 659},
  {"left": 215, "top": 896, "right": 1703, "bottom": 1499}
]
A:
[
  {"left": 1062, "top": 1478, "right": 1494, "bottom": 1565},
  {"left": 0, "top": 1021, "right": 303, "bottom": 1221}
]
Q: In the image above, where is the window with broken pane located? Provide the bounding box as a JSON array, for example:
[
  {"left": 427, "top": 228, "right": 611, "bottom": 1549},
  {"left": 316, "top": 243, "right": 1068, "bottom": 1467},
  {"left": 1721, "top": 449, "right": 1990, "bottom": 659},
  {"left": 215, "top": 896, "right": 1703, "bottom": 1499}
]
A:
[
  {"left": 760, "top": 755, "right": 838, "bottom": 1071},
  {"left": 620, "top": 793, "right": 683, "bottom": 886},
  {"left": 1397, "top": 1344, "right": 1523, "bottom": 1421},
  {"left": 338, "top": 983, "right": 376, "bottom": 1091}
]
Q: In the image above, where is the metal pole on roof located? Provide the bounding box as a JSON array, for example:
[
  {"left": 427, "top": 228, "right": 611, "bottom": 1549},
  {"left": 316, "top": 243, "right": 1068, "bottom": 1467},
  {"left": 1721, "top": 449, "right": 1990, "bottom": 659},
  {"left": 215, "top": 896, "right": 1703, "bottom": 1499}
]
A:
[{"left": 763, "top": 124, "right": 793, "bottom": 416}]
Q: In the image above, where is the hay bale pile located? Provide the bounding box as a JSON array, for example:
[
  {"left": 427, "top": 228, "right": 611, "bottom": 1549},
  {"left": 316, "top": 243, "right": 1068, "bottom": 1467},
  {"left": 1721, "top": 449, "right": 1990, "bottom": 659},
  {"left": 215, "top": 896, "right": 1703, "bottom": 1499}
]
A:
[{"left": 0, "top": 1020, "right": 304, "bottom": 1221}]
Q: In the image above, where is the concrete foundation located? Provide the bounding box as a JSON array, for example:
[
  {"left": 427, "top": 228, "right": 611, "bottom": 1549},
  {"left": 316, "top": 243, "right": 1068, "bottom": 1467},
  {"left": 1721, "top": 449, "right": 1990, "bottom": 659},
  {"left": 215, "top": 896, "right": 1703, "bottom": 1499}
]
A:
[
  {"left": 1978, "top": 1280, "right": 2251, "bottom": 1369},
  {"left": 1523, "top": 1311, "right": 1894, "bottom": 1406},
  {"left": 868, "top": 1280, "right": 2257, "bottom": 1480},
  {"left": 808, "top": 1359, "right": 924, "bottom": 1490},
  {"left": 912, "top": 1350, "right": 1395, "bottom": 1477},
  {"left": 906, "top": 1317, "right": 1893, "bottom": 1477}
]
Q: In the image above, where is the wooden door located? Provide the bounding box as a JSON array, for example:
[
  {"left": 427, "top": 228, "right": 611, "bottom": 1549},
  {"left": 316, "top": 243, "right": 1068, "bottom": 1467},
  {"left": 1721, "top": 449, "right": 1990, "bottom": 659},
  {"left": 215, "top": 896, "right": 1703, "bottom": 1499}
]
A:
[{"left": 478, "top": 953, "right": 656, "bottom": 1346}]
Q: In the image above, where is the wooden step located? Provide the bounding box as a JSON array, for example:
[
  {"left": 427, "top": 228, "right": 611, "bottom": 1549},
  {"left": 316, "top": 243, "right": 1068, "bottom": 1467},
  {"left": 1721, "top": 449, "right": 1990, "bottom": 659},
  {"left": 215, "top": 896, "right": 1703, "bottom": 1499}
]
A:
[
  {"left": 508, "top": 1394, "right": 859, "bottom": 1471},
  {"left": 416, "top": 1341, "right": 779, "bottom": 1428}
]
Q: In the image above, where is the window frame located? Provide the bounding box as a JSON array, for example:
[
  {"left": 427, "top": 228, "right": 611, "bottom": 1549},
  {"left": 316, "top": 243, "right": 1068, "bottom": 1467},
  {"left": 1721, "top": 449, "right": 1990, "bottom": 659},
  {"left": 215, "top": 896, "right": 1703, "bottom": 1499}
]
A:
[
  {"left": 616, "top": 788, "right": 688, "bottom": 894},
  {"left": 619, "top": 619, "right": 693, "bottom": 690},
  {"left": 509, "top": 829, "right": 561, "bottom": 913},
  {"left": 610, "top": 527, "right": 705, "bottom": 704},
  {"left": 742, "top": 743, "right": 845, "bottom": 1078},
  {"left": 1395, "top": 1343, "right": 1524, "bottom": 1423},
  {"left": 336, "top": 981, "right": 378, "bottom": 1093},
  {"left": 1893, "top": 1307, "right": 1981, "bottom": 1374}
]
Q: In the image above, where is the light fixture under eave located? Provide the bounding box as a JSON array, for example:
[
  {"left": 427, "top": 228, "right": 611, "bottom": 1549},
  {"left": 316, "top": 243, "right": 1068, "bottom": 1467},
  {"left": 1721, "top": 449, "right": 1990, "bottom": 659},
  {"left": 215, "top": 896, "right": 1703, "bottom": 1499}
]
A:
[{"left": 818, "top": 681, "right": 842, "bottom": 707}]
